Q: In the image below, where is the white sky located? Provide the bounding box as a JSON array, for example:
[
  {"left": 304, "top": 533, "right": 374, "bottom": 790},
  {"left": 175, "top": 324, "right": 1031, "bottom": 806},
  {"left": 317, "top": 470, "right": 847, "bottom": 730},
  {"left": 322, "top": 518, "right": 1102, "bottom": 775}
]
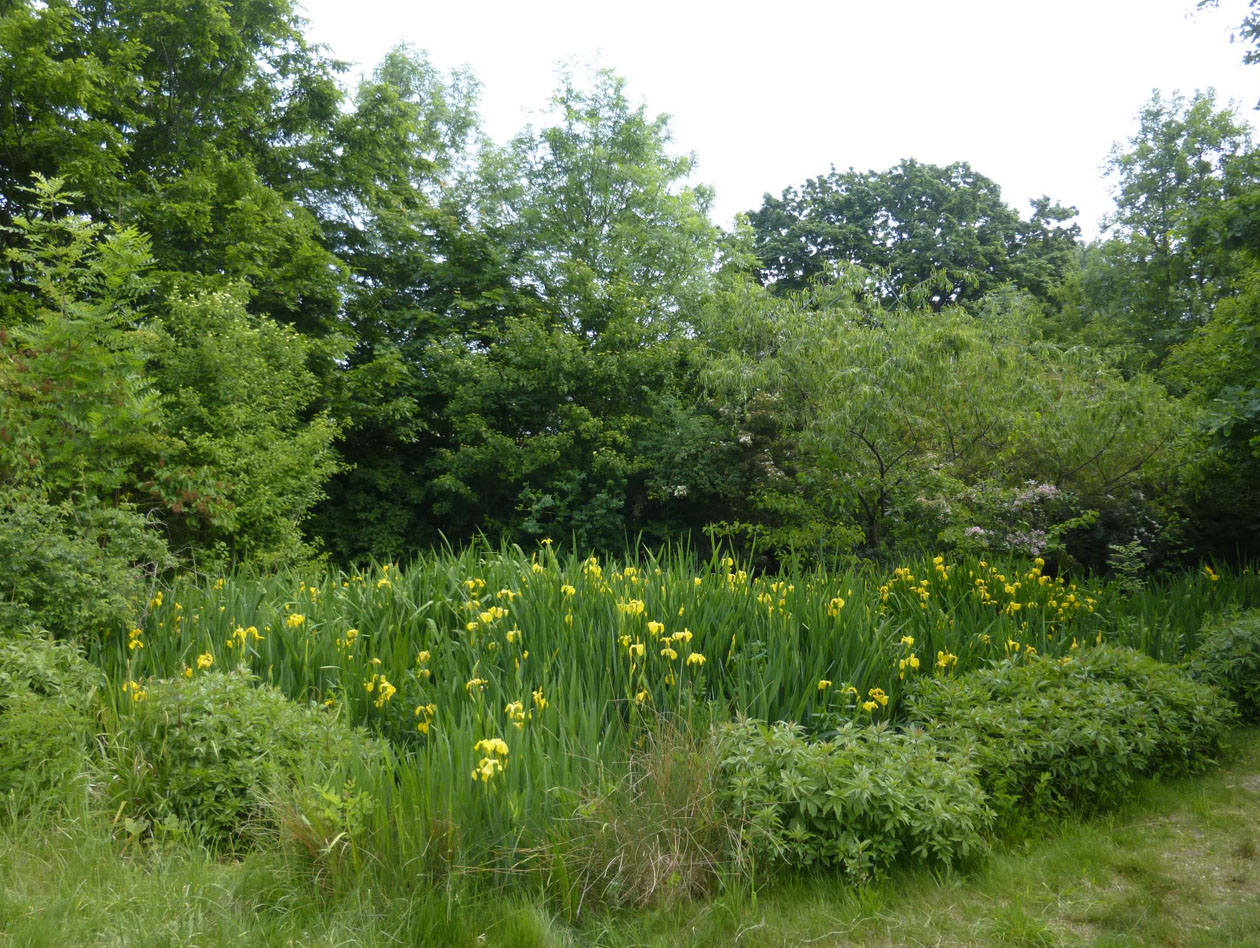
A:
[{"left": 298, "top": 0, "right": 1259, "bottom": 238}]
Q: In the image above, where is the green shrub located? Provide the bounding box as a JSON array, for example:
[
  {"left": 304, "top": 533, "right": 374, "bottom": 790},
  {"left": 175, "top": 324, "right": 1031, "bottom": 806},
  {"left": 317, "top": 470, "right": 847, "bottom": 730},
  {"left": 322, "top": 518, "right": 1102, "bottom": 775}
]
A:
[
  {"left": 1188, "top": 611, "right": 1260, "bottom": 721},
  {"left": 714, "top": 718, "right": 992, "bottom": 881},
  {"left": 0, "top": 632, "right": 103, "bottom": 808},
  {"left": 108, "top": 670, "right": 375, "bottom": 850},
  {"left": 906, "top": 646, "right": 1231, "bottom": 828},
  {"left": 0, "top": 489, "right": 168, "bottom": 643}
]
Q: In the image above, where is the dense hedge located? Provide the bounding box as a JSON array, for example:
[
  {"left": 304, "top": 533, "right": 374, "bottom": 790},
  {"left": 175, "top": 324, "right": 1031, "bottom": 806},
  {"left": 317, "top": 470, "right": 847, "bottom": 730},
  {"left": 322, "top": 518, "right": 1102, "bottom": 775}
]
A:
[{"left": 905, "top": 646, "right": 1231, "bottom": 827}]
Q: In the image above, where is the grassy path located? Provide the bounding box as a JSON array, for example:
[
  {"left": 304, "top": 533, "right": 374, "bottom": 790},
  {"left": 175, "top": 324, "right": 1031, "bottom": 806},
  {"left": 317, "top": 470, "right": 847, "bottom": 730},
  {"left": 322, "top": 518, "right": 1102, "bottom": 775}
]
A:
[{"left": 2, "top": 730, "right": 1258, "bottom": 947}]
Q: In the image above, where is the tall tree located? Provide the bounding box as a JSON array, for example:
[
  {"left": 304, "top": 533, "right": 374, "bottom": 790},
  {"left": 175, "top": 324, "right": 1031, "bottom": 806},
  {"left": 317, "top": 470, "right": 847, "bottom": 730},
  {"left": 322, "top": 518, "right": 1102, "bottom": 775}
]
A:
[
  {"left": 411, "top": 70, "right": 722, "bottom": 551},
  {"left": 1083, "top": 89, "right": 1255, "bottom": 362},
  {"left": 746, "top": 159, "right": 1079, "bottom": 308}
]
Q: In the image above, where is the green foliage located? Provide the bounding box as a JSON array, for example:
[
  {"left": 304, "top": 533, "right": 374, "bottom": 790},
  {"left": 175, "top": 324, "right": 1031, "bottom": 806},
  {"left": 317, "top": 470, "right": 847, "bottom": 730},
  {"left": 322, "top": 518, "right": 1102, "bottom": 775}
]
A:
[
  {"left": 1166, "top": 270, "right": 1260, "bottom": 559},
  {"left": 1079, "top": 90, "right": 1253, "bottom": 363},
  {"left": 0, "top": 489, "right": 166, "bottom": 640},
  {"left": 1, "top": 178, "right": 165, "bottom": 502},
  {"left": 746, "top": 158, "right": 1079, "bottom": 307},
  {"left": 699, "top": 279, "right": 1183, "bottom": 565},
  {"left": 150, "top": 285, "right": 342, "bottom": 566},
  {"left": 1188, "top": 610, "right": 1260, "bottom": 720},
  {"left": 107, "top": 670, "right": 375, "bottom": 850},
  {"left": 0, "top": 632, "right": 102, "bottom": 808},
  {"left": 907, "top": 646, "right": 1231, "bottom": 828},
  {"left": 715, "top": 718, "right": 992, "bottom": 880}
]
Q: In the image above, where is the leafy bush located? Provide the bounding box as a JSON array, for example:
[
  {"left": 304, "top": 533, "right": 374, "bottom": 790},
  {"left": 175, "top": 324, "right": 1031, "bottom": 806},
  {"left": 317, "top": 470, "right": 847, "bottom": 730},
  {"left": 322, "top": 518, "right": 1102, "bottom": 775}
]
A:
[
  {"left": 714, "top": 718, "right": 992, "bottom": 881},
  {"left": 0, "top": 490, "right": 167, "bottom": 643},
  {"left": 108, "top": 670, "right": 376, "bottom": 850},
  {"left": 1188, "top": 610, "right": 1260, "bottom": 721},
  {"left": 906, "top": 646, "right": 1231, "bottom": 828},
  {"left": 0, "top": 632, "right": 103, "bottom": 808}
]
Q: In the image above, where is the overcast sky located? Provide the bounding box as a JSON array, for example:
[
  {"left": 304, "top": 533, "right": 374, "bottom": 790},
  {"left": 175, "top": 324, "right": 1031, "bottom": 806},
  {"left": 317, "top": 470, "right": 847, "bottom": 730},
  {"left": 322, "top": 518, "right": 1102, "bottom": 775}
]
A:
[{"left": 297, "top": 0, "right": 1258, "bottom": 238}]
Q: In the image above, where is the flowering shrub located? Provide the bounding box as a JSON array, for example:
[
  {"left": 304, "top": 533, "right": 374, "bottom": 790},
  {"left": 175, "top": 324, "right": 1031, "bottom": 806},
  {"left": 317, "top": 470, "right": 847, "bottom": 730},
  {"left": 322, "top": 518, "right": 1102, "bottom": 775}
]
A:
[
  {"left": 1189, "top": 610, "right": 1260, "bottom": 721},
  {"left": 906, "top": 646, "right": 1231, "bottom": 828},
  {"left": 108, "top": 670, "right": 377, "bottom": 850},
  {"left": 715, "top": 718, "right": 992, "bottom": 880}
]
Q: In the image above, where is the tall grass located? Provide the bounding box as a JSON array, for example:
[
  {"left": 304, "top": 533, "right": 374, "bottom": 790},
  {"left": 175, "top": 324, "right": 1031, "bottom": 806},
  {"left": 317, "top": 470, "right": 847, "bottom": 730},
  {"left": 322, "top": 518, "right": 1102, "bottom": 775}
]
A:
[{"left": 91, "top": 543, "right": 1260, "bottom": 886}]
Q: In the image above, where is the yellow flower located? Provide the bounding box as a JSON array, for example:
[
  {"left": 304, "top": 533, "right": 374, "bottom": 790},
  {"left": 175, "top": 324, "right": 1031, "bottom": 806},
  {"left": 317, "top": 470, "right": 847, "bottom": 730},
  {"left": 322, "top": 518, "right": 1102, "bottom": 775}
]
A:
[
  {"left": 660, "top": 646, "right": 679, "bottom": 660},
  {"left": 861, "top": 700, "right": 878, "bottom": 712},
  {"left": 618, "top": 599, "right": 646, "bottom": 616},
  {"left": 124, "top": 680, "right": 146, "bottom": 702},
  {"left": 182, "top": 666, "right": 193, "bottom": 679},
  {"left": 465, "top": 677, "right": 487, "bottom": 695},
  {"left": 674, "top": 628, "right": 693, "bottom": 644},
  {"left": 936, "top": 650, "right": 958, "bottom": 669},
  {"left": 868, "top": 687, "right": 888, "bottom": 707},
  {"left": 286, "top": 613, "right": 306, "bottom": 629},
  {"left": 149, "top": 591, "right": 163, "bottom": 608},
  {"left": 818, "top": 679, "right": 832, "bottom": 691},
  {"left": 629, "top": 642, "right": 645, "bottom": 659},
  {"left": 127, "top": 628, "right": 144, "bottom": 651},
  {"left": 475, "top": 737, "right": 510, "bottom": 757},
  {"left": 465, "top": 621, "right": 479, "bottom": 633},
  {"left": 506, "top": 628, "right": 521, "bottom": 644},
  {"left": 686, "top": 652, "right": 705, "bottom": 667},
  {"left": 471, "top": 757, "right": 504, "bottom": 782},
  {"left": 560, "top": 584, "right": 576, "bottom": 597},
  {"left": 532, "top": 562, "right": 545, "bottom": 573},
  {"left": 418, "top": 649, "right": 431, "bottom": 663},
  {"left": 635, "top": 688, "right": 650, "bottom": 703},
  {"left": 504, "top": 700, "right": 527, "bottom": 729},
  {"left": 900, "top": 635, "right": 915, "bottom": 647},
  {"left": 647, "top": 620, "right": 665, "bottom": 637},
  {"left": 532, "top": 688, "right": 548, "bottom": 711},
  {"left": 196, "top": 652, "right": 214, "bottom": 669},
  {"left": 376, "top": 577, "right": 392, "bottom": 589}
]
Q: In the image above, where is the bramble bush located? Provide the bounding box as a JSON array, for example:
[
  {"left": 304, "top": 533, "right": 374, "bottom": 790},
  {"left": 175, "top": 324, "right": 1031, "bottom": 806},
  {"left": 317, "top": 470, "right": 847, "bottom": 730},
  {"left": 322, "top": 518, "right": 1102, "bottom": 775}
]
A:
[
  {"left": 0, "top": 631, "right": 103, "bottom": 810},
  {"left": 1188, "top": 610, "right": 1260, "bottom": 721},
  {"left": 714, "top": 717, "right": 992, "bottom": 881},
  {"left": 107, "top": 670, "right": 378, "bottom": 850},
  {"left": 906, "top": 645, "right": 1231, "bottom": 828}
]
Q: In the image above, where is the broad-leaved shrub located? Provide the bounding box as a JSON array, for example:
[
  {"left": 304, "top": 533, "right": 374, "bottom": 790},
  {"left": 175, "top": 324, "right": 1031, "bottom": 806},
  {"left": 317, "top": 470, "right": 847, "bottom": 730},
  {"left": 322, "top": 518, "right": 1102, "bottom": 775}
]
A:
[
  {"left": 0, "top": 631, "right": 102, "bottom": 808},
  {"left": 108, "top": 670, "right": 376, "bottom": 850},
  {"left": 907, "top": 645, "right": 1230, "bottom": 828},
  {"left": 715, "top": 718, "right": 992, "bottom": 880},
  {"left": 1188, "top": 610, "right": 1260, "bottom": 721}
]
